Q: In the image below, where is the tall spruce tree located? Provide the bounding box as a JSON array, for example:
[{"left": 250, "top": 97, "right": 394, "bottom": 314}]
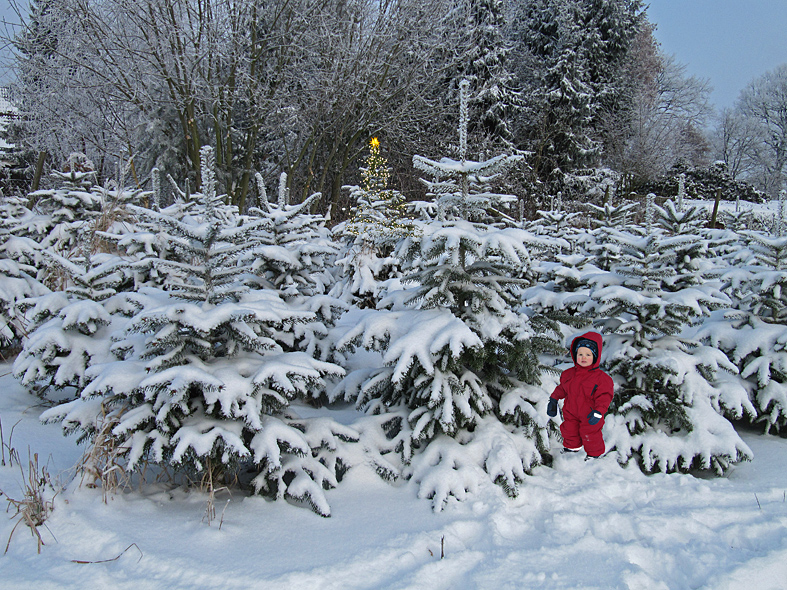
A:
[
  {"left": 331, "top": 91, "right": 562, "bottom": 508},
  {"left": 462, "top": 0, "right": 522, "bottom": 145},
  {"left": 511, "top": 0, "right": 644, "bottom": 188}
]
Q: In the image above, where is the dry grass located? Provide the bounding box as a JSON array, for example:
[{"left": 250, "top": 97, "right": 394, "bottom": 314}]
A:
[
  {"left": 2, "top": 451, "right": 57, "bottom": 554},
  {"left": 78, "top": 404, "right": 131, "bottom": 502},
  {"left": 197, "top": 458, "right": 231, "bottom": 528}
]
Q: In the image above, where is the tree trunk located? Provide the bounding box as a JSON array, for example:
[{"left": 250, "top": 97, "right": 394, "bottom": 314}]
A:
[{"left": 31, "top": 151, "right": 48, "bottom": 192}]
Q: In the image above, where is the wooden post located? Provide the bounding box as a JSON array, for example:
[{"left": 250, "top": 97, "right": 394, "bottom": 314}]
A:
[{"left": 710, "top": 187, "right": 721, "bottom": 228}]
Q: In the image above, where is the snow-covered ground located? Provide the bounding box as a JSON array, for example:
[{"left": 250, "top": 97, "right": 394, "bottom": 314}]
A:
[{"left": 0, "top": 364, "right": 785, "bottom": 589}]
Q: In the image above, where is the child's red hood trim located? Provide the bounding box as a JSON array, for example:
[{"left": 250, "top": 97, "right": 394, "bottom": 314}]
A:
[{"left": 570, "top": 331, "right": 603, "bottom": 370}]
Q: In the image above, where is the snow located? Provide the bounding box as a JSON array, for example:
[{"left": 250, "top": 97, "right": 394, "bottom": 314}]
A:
[{"left": 1, "top": 366, "right": 786, "bottom": 589}]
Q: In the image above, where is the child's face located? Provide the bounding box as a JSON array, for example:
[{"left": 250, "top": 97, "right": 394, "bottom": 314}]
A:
[{"left": 576, "top": 346, "right": 594, "bottom": 367}]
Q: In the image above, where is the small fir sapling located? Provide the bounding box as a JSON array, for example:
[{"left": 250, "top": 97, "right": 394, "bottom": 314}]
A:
[
  {"left": 13, "top": 231, "right": 134, "bottom": 397},
  {"left": 332, "top": 137, "right": 416, "bottom": 309},
  {"left": 244, "top": 171, "right": 345, "bottom": 362},
  {"left": 0, "top": 258, "right": 48, "bottom": 353},
  {"left": 245, "top": 171, "right": 339, "bottom": 301},
  {"left": 585, "top": 200, "right": 639, "bottom": 271},
  {"left": 0, "top": 197, "right": 50, "bottom": 351},
  {"left": 27, "top": 165, "right": 103, "bottom": 259},
  {"left": 521, "top": 248, "right": 597, "bottom": 331},
  {"left": 655, "top": 200, "right": 712, "bottom": 290}
]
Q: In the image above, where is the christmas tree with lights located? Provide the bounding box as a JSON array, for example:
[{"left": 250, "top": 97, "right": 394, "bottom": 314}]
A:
[{"left": 333, "top": 137, "right": 415, "bottom": 308}]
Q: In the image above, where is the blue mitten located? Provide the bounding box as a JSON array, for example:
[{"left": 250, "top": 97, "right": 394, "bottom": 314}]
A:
[
  {"left": 547, "top": 398, "right": 558, "bottom": 417},
  {"left": 587, "top": 410, "right": 603, "bottom": 425}
]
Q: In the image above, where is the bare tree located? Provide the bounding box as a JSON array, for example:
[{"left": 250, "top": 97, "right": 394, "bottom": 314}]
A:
[
  {"left": 711, "top": 107, "right": 765, "bottom": 181},
  {"left": 601, "top": 23, "right": 712, "bottom": 186},
  {"left": 736, "top": 64, "right": 787, "bottom": 196},
  {"left": 8, "top": 0, "right": 458, "bottom": 210}
]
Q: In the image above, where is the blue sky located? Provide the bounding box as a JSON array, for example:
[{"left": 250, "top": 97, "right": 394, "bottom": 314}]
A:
[{"left": 646, "top": 0, "right": 787, "bottom": 110}]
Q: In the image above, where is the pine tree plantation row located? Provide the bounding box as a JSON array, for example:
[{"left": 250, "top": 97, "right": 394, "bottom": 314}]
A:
[{"left": 1, "top": 142, "right": 786, "bottom": 516}]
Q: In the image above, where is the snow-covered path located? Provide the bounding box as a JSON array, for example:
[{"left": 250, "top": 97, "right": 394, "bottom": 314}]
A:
[{"left": 0, "top": 367, "right": 785, "bottom": 590}]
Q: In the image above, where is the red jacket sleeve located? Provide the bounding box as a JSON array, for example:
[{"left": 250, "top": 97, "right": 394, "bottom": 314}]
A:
[
  {"left": 592, "top": 372, "right": 615, "bottom": 415},
  {"left": 550, "top": 368, "right": 572, "bottom": 401}
]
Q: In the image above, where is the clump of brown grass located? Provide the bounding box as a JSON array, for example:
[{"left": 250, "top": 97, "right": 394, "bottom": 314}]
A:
[
  {"left": 2, "top": 451, "right": 57, "bottom": 554},
  {"left": 197, "top": 458, "right": 231, "bottom": 528},
  {"left": 78, "top": 404, "right": 131, "bottom": 502}
]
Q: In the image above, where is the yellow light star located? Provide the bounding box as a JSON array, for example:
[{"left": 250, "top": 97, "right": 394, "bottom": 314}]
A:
[{"left": 370, "top": 137, "right": 380, "bottom": 148}]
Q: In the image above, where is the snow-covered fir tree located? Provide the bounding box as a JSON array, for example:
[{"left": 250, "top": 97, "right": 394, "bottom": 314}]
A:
[
  {"left": 15, "top": 164, "right": 103, "bottom": 287},
  {"left": 512, "top": 0, "right": 643, "bottom": 188},
  {"left": 0, "top": 195, "right": 49, "bottom": 352},
  {"left": 697, "top": 232, "right": 787, "bottom": 433},
  {"left": 0, "top": 257, "right": 48, "bottom": 354},
  {"left": 522, "top": 250, "right": 595, "bottom": 331},
  {"left": 13, "top": 241, "right": 133, "bottom": 397},
  {"left": 588, "top": 228, "right": 751, "bottom": 473},
  {"left": 331, "top": 98, "right": 562, "bottom": 508},
  {"left": 243, "top": 172, "right": 345, "bottom": 363},
  {"left": 526, "top": 207, "right": 583, "bottom": 246},
  {"left": 245, "top": 172, "right": 338, "bottom": 301},
  {"left": 333, "top": 219, "right": 563, "bottom": 507},
  {"left": 655, "top": 200, "right": 712, "bottom": 289},
  {"left": 585, "top": 199, "right": 639, "bottom": 271},
  {"left": 42, "top": 147, "right": 347, "bottom": 515},
  {"left": 413, "top": 80, "right": 523, "bottom": 225},
  {"left": 461, "top": 0, "right": 521, "bottom": 145}
]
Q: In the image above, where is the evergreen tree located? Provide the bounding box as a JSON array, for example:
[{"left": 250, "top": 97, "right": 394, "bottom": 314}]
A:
[
  {"left": 586, "top": 199, "right": 639, "bottom": 271},
  {"left": 511, "top": 0, "right": 644, "bottom": 188},
  {"left": 655, "top": 200, "right": 712, "bottom": 289},
  {"left": 588, "top": 229, "right": 750, "bottom": 473},
  {"left": 331, "top": 102, "right": 561, "bottom": 508},
  {"left": 461, "top": 0, "right": 522, "bottom": 145},
  {"left": 522, "top": 250, "right": 595, "bottom": 331},
  {"left": 526, "top": 208, "right": 583, "bottom": 244},
  {"left": 333, "top": 138, "right": 415, "bottom": 308},
  {"left": 333, "top": 220, "right": 563, "bottom": 507},
  {"left": 413, "top": 80, "right": 523, "bottom": 225},
  {"left": 0, "top": 195, "right": 49, "bottom": 352},
  {"left": 42, "top": 147, "right": 345, "bottom": 515},
  {"left": 698, "top": 232, "right": 787, "bottom": 433},
  {"left": 514, "top": 0, "right": 599, "bottom": 184},
  {"left": 23, "top": 166, "right": 103, "bottom": 285},
  {"left": 246, "top": 172, "right": 339, "bottom": 301},
  {"left": 245, "top": 172, "right": 345, "bottom": 362},
  {"left": 12, "top": 244, "right": 132, "bottom": 397}
]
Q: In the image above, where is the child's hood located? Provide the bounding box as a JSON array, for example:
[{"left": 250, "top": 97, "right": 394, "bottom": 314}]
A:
[{"left": 570, "top": 331, "right": 603, "bottom": 369}]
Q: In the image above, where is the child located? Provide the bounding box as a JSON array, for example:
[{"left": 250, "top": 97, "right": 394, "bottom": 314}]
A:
[{"left": 546, "top": 331, "right": 614, "bottom": 458}]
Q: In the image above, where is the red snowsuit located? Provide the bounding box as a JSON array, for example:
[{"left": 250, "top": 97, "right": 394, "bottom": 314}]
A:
[{"left": 550, "top": 332, "right": 614, "bottom": 457}]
